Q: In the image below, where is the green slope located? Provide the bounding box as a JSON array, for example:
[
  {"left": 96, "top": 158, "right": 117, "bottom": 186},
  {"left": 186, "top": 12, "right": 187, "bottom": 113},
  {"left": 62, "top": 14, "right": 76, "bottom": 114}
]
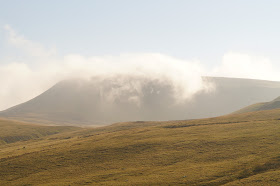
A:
[
  {"left": 234, "top": 96, "right": 280, "bottom": 114},
  {"left": 0, "top": 110, "right": 280, "bottom": 185}
]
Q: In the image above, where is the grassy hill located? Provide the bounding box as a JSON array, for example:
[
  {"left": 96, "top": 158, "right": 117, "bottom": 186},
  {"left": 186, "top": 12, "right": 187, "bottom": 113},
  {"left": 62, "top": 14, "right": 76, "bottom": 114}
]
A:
[
  {"left": 234, "top": 96, "right": 280, "bottom": 114},
  {"left": 0, "top": 110, "right": 279, "bottom": 185},
  {"left": 0, "top": 118, "right": 80, "bottom": 145}
]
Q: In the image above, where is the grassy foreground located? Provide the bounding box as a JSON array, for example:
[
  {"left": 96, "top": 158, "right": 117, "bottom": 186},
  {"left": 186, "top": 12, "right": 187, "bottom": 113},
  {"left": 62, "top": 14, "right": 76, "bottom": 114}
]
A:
[{"left": 0, "top": 110, "right": 280, "bottom": 185}]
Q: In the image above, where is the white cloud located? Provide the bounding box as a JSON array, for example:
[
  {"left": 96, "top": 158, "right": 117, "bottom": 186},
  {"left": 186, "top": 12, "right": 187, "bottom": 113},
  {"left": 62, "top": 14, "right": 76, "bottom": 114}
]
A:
[
  {"left": 0, "top": 63, "right": 53, "bottom": 110},
  {"left": 0, "top": 53, "right": 212, "bottom": 110},
  {"left": 0, "top": 26, "right": 212, "bottom": 110},
  {"left": 211, "top": 52, "right": 280, "bottom": 81},
  {"left": 1, "top": 26, "right": 280, "bottom": 111},
  {"left": 4, "top": 24, "right": 56, "bottom": 57}
]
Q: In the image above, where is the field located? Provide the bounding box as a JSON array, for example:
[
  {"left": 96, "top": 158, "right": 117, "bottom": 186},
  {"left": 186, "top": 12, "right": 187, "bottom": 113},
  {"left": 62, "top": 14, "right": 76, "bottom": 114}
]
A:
[{"left": 0, "top": 110, "right": 280, "bottom": 185}]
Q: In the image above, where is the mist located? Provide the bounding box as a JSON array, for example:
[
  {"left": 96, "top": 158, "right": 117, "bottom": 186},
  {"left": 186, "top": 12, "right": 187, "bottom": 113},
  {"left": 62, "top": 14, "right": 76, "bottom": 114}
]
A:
[{"left": 1, "top": 25, "right": 280, "bottom": 111}]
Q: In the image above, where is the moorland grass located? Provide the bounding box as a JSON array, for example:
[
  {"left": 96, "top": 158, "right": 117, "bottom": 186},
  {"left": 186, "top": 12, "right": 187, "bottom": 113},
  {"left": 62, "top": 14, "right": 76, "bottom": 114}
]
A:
[{"left": 0, "top": 110, "right": 279, "bottom": 185}]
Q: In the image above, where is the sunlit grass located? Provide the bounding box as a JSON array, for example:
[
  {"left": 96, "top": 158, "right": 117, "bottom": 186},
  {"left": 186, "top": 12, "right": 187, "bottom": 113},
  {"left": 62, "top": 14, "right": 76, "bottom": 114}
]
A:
[{"left": 0, "top": 109, "right": 279, "bottom": 185}]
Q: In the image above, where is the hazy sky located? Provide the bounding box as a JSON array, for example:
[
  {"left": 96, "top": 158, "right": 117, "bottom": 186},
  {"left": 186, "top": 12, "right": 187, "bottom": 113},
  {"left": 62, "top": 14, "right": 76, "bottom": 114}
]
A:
[
  {"left": 1, "top": 0, "right": 280, "bottom": 110},
  {"left": 2, "top": 0, "right": 280, "bottom": 65}
]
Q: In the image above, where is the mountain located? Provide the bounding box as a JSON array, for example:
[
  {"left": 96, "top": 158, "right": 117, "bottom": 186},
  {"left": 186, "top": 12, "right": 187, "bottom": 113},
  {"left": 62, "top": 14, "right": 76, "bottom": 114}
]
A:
[
  {"left": 1, "top": 77, "right": 280, "bottom": 125},
  {"left": 234, "top": 96, "right": 280, "bottom": 114},
  {"left": 0, "top": 109, "right": 280, "bottom": 185}
]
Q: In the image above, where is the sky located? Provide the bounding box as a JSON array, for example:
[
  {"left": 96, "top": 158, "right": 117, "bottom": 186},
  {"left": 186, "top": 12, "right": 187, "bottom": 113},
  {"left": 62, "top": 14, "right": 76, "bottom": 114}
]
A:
[{"left": 1, "top": 0, "right": 280, "bottom": 110}]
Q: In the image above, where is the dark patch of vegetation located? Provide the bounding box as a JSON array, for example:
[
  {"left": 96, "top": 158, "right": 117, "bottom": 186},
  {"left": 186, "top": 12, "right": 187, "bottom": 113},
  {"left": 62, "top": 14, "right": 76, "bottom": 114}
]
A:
[{"left": 253, "top": 157, "right": 280, "bottom": 174}]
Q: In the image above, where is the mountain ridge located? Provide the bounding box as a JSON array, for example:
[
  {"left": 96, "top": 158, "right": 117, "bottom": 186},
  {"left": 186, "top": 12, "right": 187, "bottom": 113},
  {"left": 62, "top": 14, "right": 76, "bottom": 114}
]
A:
[{"left": 2, "top": 76, "right": 280, "bottom": 126}]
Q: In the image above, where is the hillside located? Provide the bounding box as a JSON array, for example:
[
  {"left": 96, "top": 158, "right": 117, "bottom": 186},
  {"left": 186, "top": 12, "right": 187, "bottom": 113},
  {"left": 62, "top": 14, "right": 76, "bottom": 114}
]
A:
[
  {"left": 234, "top": 96, "right": 280, "bottom": 114},
  {"left": 1, "top": 77, "right": 280, "bottom": 126},
  {"left": 0, "top": 109, "right": 279, "bottom": 185},
  {"left": 0, "top": 118, "right": 80, "bottom": 145}
]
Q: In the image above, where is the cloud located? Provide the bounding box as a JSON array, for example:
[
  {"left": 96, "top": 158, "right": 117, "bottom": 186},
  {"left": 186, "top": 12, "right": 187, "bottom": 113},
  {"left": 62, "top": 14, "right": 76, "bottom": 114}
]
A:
[
  {"left": 4, "top": 24, "right": 56, "bottom": 57},
  {"left": 1, "top": 26, "right": 280, "bottom": 111},
  {"left": 1, "top": 53, "right": 214, "bottom": 111},
  {"left": 211, "top": 52, "right": 280, "bottom": 81},
  {"left": 0, "top": 26, "right": 214, "bottom": 110},
  {"left": 61, "top": 53, "right": 212, "bottom": 100}
]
